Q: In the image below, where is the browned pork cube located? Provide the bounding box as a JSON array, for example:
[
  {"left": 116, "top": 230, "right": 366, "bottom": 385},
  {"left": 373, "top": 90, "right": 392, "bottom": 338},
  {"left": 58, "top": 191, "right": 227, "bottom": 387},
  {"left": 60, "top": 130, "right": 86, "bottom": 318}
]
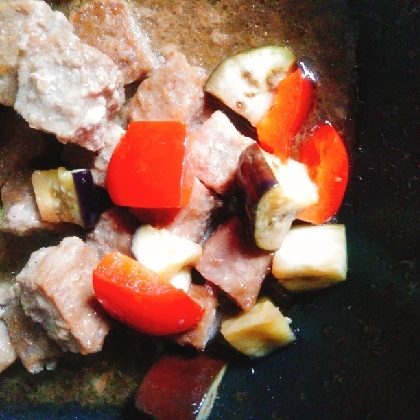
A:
[
  {"left": 169, "top": 283, "right": 220, "bottom": 351},
  {"left": 129, "top": 51, "right": 206, "bottom": 125},
  {"left": 195, "top": 217, "right": 272, "bottom": 310},
  {"left": 131, "top": 177, "right": 222, "bottom": 244},
  {"left": 70, "top": 0, "right": 160, "bottom": 85},
  {"left": 190, "top": 111, "right": 254, "bottom": 195},
  {"left": 86, "top": 205, "right": 139, "bottom": 260},
  {"left": 3, "top": 289, "right": 62, "bottom": 374},
  {"left": 13, "top": 2, "right": 124, "bottom": 151},
  {"left": 17, "top": 237, "right": 110, "bottom": 355},
  {"left": 0, "top": 0, "right": 53, "bottom": 106}
]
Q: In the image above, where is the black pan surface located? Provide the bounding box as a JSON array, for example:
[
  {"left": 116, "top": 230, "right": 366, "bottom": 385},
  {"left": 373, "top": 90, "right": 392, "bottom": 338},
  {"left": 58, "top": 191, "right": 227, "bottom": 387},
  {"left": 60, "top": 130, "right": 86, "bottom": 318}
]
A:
[
  {"left": 1, "top": 1, "right": 419, "bottom": 419},
  {"left": 210, "top": 1, "right": 420, "bottom": 418}
]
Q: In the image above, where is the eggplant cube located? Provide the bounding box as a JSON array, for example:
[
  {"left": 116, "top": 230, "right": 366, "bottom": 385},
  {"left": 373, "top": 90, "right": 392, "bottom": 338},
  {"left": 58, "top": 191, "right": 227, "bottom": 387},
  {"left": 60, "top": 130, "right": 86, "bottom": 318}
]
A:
[
  {"left": 131, "top": 224, "right": 202, "bottom": 280},
  {"left": 221, "top": 297, "right": 295, "bottom": 358},
  {"left": 237, "top": 144, "right": 318, "bottom": 251},
  {"left": 272, "top": 224, "right": 347, "bottom": 292},
  {"left": 204, "top": 46, "right": 296, "bottom": 126}
]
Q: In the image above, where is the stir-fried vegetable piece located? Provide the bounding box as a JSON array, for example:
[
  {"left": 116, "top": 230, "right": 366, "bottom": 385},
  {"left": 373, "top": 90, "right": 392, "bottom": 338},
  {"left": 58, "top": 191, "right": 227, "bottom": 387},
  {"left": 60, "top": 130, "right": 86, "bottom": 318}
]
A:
[
  {"left": 237, "top": 143, "right": 318, "bottom": 251},
  {"left": 256, "top": 68, "right": 314, "bottom": 161},
  {"left": 272, "top": 224, "right": 347, "bottom": 292},
  {"left": 131, "top": 224, "right": 202, "bottom": 279},
  {"left": 297, "top": 124, "right": 349, "bottom": 224},
  {"left": 106, "top": 121, "right": 193, "bottom": 208},
  {"left": 92, "top": 252, "right": 204, "bottom": 335},
  {"left": 204, "top": 46, "right": 296, "bottom": 127},
  {"left": 221, "top": 297, "right": 295, "bottom": 358},
  {"left": 135, "top": 352, "right": 227, "bottom": 420}
]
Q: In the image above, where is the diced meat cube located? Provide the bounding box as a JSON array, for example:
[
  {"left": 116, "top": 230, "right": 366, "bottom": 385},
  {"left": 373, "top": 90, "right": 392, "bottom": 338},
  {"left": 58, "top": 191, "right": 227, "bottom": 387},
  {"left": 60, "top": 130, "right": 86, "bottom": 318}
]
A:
[
  {"left": 17, "top": 237, "right": 111, "bottom": 354},
  {"left": 0, "top": 321, "right": 16, "bottom": 373},
  {"left": 0, "top": 0, "right": 51, "bottom": 106},
  {"left": 169, "top": 283, "right": 220, "bottom": 351},
  {"left": 91, "top": 123, "right": 125, "bottom": 187},
  {"left": 70, "top": 0, "right": 160, "bottom": 85},
  {"left": 190, "top": 111, "right": 254, "bottom": 195},
  {"left": 0, "top": 282, "right": 19, "bottom": 314},
  {"left": 129, "top": 51, "right": 206, "bottom": 125},
  {"left": 12, "top": 1, "right": 124, "bottom": 151},
  {"left": 195, "top": 217, "right": 272, "bottom": 311},
  {"left": 130, "top": 177, "right": 223, "bottom": 243},
  {"left": 0, "top": 284, "right": 18, "bottom": 374},
  {"left": 86, "top": 206, "right": 139, "bottom": 260},
  {"left": 2, "top": 285, "right": 62, "bottom": 374}
]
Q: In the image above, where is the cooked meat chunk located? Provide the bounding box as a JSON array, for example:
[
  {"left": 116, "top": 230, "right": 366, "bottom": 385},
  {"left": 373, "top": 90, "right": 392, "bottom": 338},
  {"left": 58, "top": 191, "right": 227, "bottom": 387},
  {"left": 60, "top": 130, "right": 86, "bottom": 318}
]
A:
[
  {"left": 169, "top": 283, "right": 220, "bottom": 350},
  {"left": 2, "top": 284, "right": 62, "bottom": 374},
  {"left": 129, "top": 51, "right": 206, "bottom": 125},
  {"left": 0, "top": 282, "right": 19, "bottom": 314},
  {"left": 0, "top": 320, "right": 16, "bottom": 374},
  {"left": 195, "top": 217, "right": 272, "bottom": 311},
  {"left": 10, "top": 1, "right": 124, "bottom": 151},
  {"left": 190, "top": 111, "right": 254, "bottom": 195},
  {"left": 17, "top": 237, "right": 110, "bottom": 354},
  {"left": 0, "top": 0, "right": 50, "bottom": 106},
  {"left": 91, "top": 123, "right": 125, "bottom": 187},
  {"left": 86, "top": 206, "right": 139, "bottom": 260},
  {"left": 70, "top": 0, "right": 161, "bottom": 85},
  {"left": 130, "top": 177, "right": 223, "bottom": 244}
]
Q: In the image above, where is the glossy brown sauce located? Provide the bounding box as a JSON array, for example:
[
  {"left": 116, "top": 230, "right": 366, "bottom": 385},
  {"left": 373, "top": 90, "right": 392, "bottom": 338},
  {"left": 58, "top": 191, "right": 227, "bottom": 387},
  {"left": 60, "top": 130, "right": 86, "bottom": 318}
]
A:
[{"left": 0, "top": 0, "right": 356, "bottom": 407}]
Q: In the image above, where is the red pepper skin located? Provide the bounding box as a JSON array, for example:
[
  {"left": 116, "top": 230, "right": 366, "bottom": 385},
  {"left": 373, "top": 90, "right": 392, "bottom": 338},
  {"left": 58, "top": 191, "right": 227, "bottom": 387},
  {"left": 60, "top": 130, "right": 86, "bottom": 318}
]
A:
[
  {"left": 92, "top": 252, "right": 204, "bottom": 336},
  {"left": 297, "top": 124, "right": 349, "bottom": 225},
  {"left": 106, "top": 121, "right": 193, "bottom": 208},
  {"left": 256, "top": 68, "right": 314, "bottom": 161}
]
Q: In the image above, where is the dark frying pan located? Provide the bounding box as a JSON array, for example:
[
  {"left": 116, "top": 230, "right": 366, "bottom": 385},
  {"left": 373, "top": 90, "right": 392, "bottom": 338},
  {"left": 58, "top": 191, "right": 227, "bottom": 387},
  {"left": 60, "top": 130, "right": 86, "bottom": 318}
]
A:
[{"left": 1, "top": 0, "right": 419, "bottom": 419}]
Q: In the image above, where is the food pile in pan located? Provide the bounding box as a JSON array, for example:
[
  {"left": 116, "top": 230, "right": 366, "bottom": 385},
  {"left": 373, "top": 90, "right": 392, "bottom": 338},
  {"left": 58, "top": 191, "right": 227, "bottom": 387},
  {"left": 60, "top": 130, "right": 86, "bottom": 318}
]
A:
[{"left": 0, "top": 0, "right": 353, "bottom": 416}]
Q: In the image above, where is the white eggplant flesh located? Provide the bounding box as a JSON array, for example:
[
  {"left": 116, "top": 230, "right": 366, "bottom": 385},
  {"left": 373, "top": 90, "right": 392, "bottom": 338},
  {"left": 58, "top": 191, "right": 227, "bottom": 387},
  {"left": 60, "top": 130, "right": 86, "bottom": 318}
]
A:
[
  {"left": 221, "top": 297, "right": 295, "bottom": 359},
  {"left": 272, "top": 224, "right": 347, "bottom": 292},
  {"left": 131, "top": 224, "right": 202, "bottom": 280},
  {"left": 168, "top": 266, "right": 192, "bottom": 294},
  {"left": 237, "top": 143, "right": 318, "bottom": 251},
  {"left": 204, "top": 46, "right": 296, "bottom": 126}
]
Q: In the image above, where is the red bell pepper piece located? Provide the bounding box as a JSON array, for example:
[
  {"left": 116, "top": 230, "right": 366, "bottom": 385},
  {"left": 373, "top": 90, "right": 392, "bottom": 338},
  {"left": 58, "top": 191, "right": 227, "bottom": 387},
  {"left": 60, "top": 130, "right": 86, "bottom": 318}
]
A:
[
  {"left": 106, "top": 121, "right": 194, "bottom": 208},
  {"left": 92, "top": 252, "right": 204, "bottom": 336},
  {"left": 297, "top": 124, "right": 349, "bottom": 225},
  {"left": 256, "top": 68, "right": 314, "bottom": 161}
]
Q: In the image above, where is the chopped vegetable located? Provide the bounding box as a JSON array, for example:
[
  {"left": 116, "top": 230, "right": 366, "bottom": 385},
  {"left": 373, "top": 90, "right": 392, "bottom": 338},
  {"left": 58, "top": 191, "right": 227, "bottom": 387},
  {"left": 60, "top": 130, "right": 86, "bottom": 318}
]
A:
[
  {"left": 131, "top": 224, "right": 202, "bottom": 280},
  {"left": 92, "top": 252, "right": 204, "bottom": 335},
  {"left": 256, "top": 68, "right": 314, "bottom": 161},
  {"left": 272, "top": 224, "right": 347, "bottom": 292},
  {"left": 297, "top": 124, "right": 349, "bottom": 224},
  {"left": 221, "top": 297, "right": 295, "bottom": 358},
  {"left": 31, "top": 167, "right": 99, "bottom": 228},
  {"left": 106, "top": 120, "right": 193, "bottom": 208},
  {"left": 135, "top": 352, "right": 227, "bottom": 420},
  {"left": 204, "top": 46, "right": 296, "bottom": 127},
  {"left": 236, "top": 143, "right": 318, "bottom": 251},
  {"left": 168, "top": 267, "right": 193, "bottom": 294}
]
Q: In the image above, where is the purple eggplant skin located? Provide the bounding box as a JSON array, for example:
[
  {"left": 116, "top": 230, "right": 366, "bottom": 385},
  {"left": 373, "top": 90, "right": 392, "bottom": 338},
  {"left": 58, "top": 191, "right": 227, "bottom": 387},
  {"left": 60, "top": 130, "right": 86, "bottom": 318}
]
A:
[
  {"left": 237, "top": 142, "right": 278, "bottom": 221},
  {"left": 72, "top": 169, "right": 100, "bottom": 228}
]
